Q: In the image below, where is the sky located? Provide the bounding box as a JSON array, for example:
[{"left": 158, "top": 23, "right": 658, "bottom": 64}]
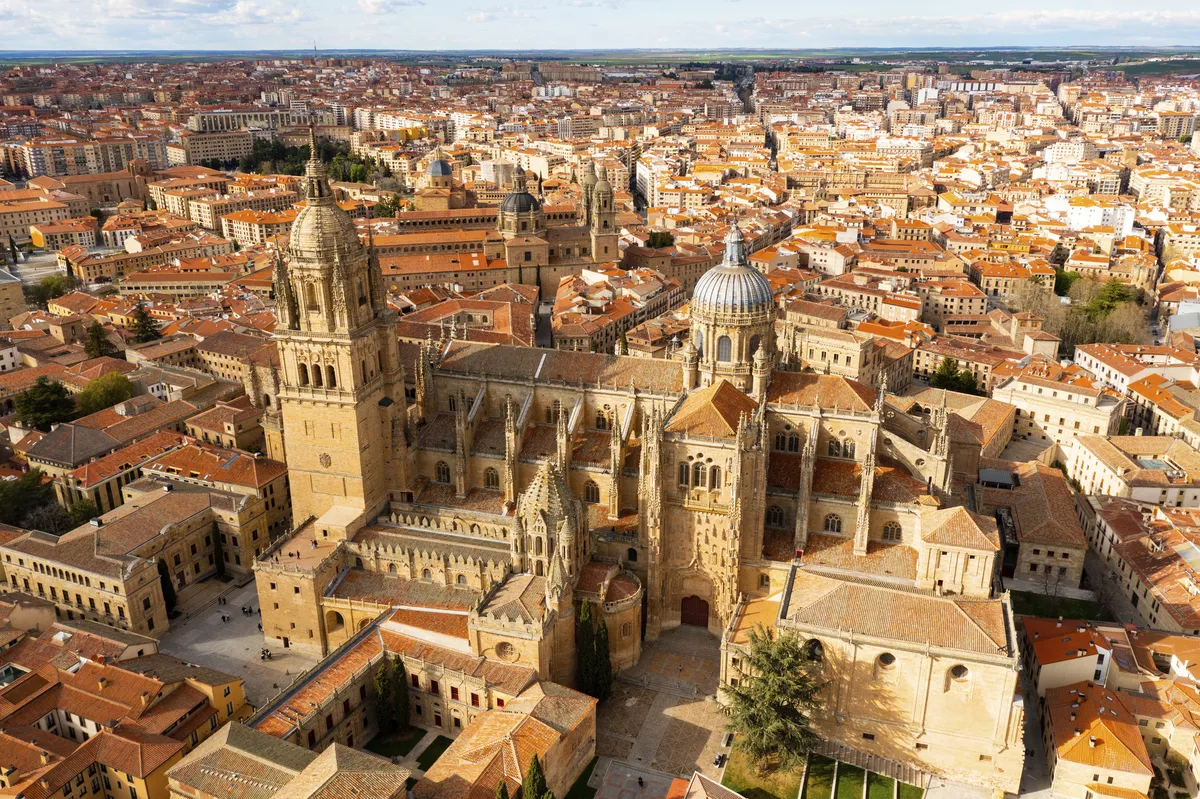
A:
[{"left": 4, "top": 0, "right": 1200, "bottom": 51}]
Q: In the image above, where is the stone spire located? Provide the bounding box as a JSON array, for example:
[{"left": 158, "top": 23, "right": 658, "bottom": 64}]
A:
[
  {"left": 853, "top": 438, "right": 876, "bottom": 556},
  {"left": 454, "top": 389, "right": 468, "bottom": 498},
  {"left": 272, "top": 248, "right": 298, "bottom": 330},
  {"left": 504, "top": 395, "right": 518, "bottom": 504},
  {"left": 608, "top": 415, "right": 622, "bottom": 519},
  {"left": 556, "top": 405, "right": 570, "bottom": 469}
]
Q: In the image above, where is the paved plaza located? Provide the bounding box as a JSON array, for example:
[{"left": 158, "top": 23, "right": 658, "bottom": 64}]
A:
[
  {"left": 594, "top": 625, "right": 731, "bottom": 798},
  {"left": 159, "top": 579, "right": 319, "bottom": 707}
]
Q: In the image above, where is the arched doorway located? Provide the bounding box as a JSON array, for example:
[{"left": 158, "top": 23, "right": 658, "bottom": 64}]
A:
[{"left": 680, "top": 595, "right": 709, "bottom": 627}]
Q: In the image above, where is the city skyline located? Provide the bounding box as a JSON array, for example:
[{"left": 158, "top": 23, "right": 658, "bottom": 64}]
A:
[{"left": 5, "top": 0, "right": 1200, "bottom": 51}]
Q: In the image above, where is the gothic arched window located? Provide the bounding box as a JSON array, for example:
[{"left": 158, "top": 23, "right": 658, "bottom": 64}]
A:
[
  {"left": 627, "top": 547, "right": 638, "bottom": 562},
  {"left": 298, "top": 363, "right": 309, "bottom": 386},
  {"left": 595, "top": 412, "right": 608, "bottom": 430},
  {"left": 305, "top": 282, "right": 319, "bottom": 310},
  {"left": 709, "top": 466, "right": 721, "bottom": 490},
  {"left": 749, "top": 335, "right": 761, "bottom": 357},
  {"left": 326, "top": 365, "right": 337, "bottom": 388},
  {"left": 843, "top": 440, "right": 856, "bottom": 458},
  {"left": 484, "top": 467, "right": 499, "bottom": 489},
  {"left": 678, "top": 462, "right": 690, "bottom": 487},
  {"left": 692, "top": 462, "right": 707, "bottom": 488},
  {"left": 435, "top": 462, "right": 451, "bottom": 483},
  {"left": 882, "top": 522, "right": 902, "bottom": 542},
  {"left": 766, "top": 506, "right": 785, "bottom": 527},
  {"left": 788, "top": 433, "right": 800, "bottom": 453},
  {"left": 775, "top": 432, "right": 787, "bottom": 451},
  {"left": 824, "top": 514, "right": 843, "bottom": 533},
  {"left": 584, "top": 481, "right": 600, "bottom": 504},
  {"left": 827, "top": 438, "right": 841, "bottom": 457},
  {"left": 717, "top": 336, "right": 732, "bottom": 363},
  {"left": 312, "top": 365, "right": 324, "bottom": 388}
]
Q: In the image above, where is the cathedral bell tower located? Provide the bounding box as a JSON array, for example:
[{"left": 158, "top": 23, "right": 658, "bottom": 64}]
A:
[
  {"left": 589, "top": 164, "right": 618, "bottom": 262},
  {"left": 274, "top": 131, "right": 405, "bottom": 530}
]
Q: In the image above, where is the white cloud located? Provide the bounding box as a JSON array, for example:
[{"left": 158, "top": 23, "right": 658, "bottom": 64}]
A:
[{"left": 356, "top": 0, "right": 424, "bottom": 13}]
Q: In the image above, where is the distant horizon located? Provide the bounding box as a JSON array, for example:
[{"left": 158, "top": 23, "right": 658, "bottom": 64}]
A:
[
  {"left": 2, "top": 45, "right": 1200, "bottom": 55},
  {"left": 5, "top": 0, "right": 1200, "bottom": 53}
]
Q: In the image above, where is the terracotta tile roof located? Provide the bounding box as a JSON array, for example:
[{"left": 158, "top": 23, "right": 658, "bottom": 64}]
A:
[
  {"left": 784, "top": 569, "right": 1010, "bottom": 655},
  {"left": 766, "top": 372, "right": 876, "bottom": 411},
  {"left": 920, "top": 506, "right": 1001, "bottom": 551},
  {"left": 1045, "top": 680, "right": 1152, "bottom": 777},
  {"left": 801, "top": 534, "right": 918, "bottom": 580},
  {"left": 665, "top": 380, "right": 757, "bottom": 438}
]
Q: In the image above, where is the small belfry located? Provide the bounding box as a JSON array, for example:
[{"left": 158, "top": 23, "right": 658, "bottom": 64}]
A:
[{"left": 275, "top": 129, "right": 406, "bottom": 528}]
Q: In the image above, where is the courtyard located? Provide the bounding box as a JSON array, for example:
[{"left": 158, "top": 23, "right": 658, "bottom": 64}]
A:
[
  {"left": 591, "top": 624, "right": 731, "bottom": 798},
  {"left": 158, "top": 578, "right": 319, "bottom": 707}
]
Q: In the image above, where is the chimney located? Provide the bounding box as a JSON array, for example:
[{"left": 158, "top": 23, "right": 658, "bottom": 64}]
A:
[
  {"left": 90, "top": 518, "right": 103, "bottom": 528},
  {"left": 1056, "top": 617, "right": 1063, "bottom": 628},
  {"left": 97, "top": 677, "right": 107, "bottom": 690},
  {"left": 1089, "top": 736, "right": 1098, "bottom": 748}
]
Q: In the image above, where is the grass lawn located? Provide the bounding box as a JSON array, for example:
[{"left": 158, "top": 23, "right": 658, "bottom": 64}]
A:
[
  {"left": 563, "top": 757, "right": 598, "bottom": 799},
  {"left": 802, "top": 755, "right": 836, "bottom": 799},
  {"left": 720, "top": 745, "right": 805, "bottom": 799},
  {"left": 898, "top": 782, "right": 925, "bottom": 799},
  {"left": 415, "top": 735, "right": 454, "bottom": 772},
  {"left": 364, "top": 727, "right": 426, "bottom": 759},
  {"left": 835, "top": 765, "right": 865, "bottom": 799},
  {"left": 867, "top": 773, "right": 895, "bottom": 799},
  {"left": 1010, "top": 591, "right": 1115, "bottom": 622}
]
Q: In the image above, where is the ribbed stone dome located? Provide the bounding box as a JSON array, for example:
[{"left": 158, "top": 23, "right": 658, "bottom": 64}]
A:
[
  {"left": 288, "top": 149, "right": 362, "bottom": 259},
  {"left": 692, "top": 226, "right": 774, "bottom": 317},
  {"left": 427, "top": 159, "right": 453, "bottom": 177},
  {"left": 499, "top": 191, "right": 541, "bottom": 214}
]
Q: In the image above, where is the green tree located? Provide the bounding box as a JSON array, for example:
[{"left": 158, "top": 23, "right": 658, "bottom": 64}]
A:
[
  {"left": 375, "top": 195, "right": 400, "bottom": 218},
  {"left": 84, "top": 320, "right": 116, "bottom": 359},
  {"left": 618, "top": 331, "right": 628, "bottom": 356},
  {"left": 391, "top": 654, "right": 410, "bottom": 732},
  {"left": 930, "top": 357, "right": 963, "bottom": 392},
  {"left": 720, "top": 626, "right": 824, "bottom": 771},
  {"left": 15, "top": 377, "right": 75, "bottom": 431},
  {"left": 21, "top": 503, "right": 72, "bottom": 535},
  {"left": 373, "top": 661, "right": 395, "bottom": 734},
  {"left": 67, "top": 499, "right": 99, "bottom": 526},
  {"left": 75, "top": 373, "right": 133, "bottom": 417},
  {"left": 157, "top": 559, "right": 177, "bottom": 612},
  {"left": 0, "top": 470, "right": 54, "bottom": 526},
  {"left": 495, "top": 783, "right": 510, "bottom": 799},
  {"left": 577, "top": 597, "right": 596, "bottom": 697},
  {"left": 212, "top": 521, "right": 226, "bottom": 578},
  {"left": 593, "top": 616, "right": 613, "bottom": 701},
  {"left": 25, "top": 273, "right": 79, "bottom": 308},
  {"left": 646, "top": 230, "right": 674, "bottom": 248},
  {"left": 130, "top": 302, "right": 162, "bottom": 343},
  {"left": 522, "top": 754, "right": 549, "bottom": 799}
]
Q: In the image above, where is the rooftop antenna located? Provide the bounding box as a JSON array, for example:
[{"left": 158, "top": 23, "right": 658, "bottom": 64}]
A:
[{"left": 313, "top": 40, "right": 318, "bottom": 61}]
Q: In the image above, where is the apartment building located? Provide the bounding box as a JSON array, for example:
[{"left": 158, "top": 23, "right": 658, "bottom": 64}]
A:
[
  {"left": 186, "top": 188, "right": 298, "bottom": 230},
  {"left": 992, "top": 355, "right": 1126, "bottom": 456},
  {"left": 167, "top": 129, "right": 254, "bottom": 166},
  {"left": 1081, "top": 497, "right": 1200, "bottom": 634},
  {"left": 1067, "top": 435, "right": 1200, "bottom": 507},
  {"left": 219, "top": 208, "right": 297, "bottom": 246},
  {"left": 0, "top": 653, "right": 248, "bottom": 799}
]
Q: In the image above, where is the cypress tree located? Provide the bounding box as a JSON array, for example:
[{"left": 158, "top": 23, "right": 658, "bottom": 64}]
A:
[
  {"left": 373, "top": 663, "right": 394, "bottom": 734},
  {"left": 522, "top": 754, "right": 547, "bottom": 799},
  {"left": 391, "top": 654, "right": 410, "bottom": 731},
  {"left": 495, "top": 782, "right": 509, "bottom": 799},
  {"left": 594, "top": 616, "right": 613, "bottom": 701},
  {"left": 156, "top": 560, "right": 177, "bottom": 612},
  {"left": 577, "top": 598, "right": 595, "bottom": 696}
]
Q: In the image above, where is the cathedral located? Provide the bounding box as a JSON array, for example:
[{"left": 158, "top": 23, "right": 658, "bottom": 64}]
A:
[{"left": 256, "top": 142, "right": 1025, "bottom": 793}]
